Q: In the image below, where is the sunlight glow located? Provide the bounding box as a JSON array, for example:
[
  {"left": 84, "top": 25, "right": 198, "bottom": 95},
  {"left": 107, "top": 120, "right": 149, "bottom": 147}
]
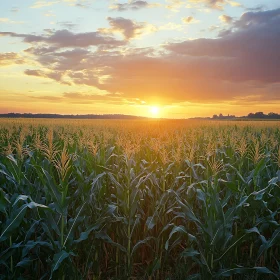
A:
[{"left": 150, "top": 106, "right": 160, "bottom": 117}]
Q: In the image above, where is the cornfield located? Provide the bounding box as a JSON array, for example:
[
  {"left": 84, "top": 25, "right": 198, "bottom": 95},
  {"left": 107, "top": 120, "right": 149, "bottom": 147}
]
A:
[{"left": 0, "top": 119, "right": 280, "bottom": 279}]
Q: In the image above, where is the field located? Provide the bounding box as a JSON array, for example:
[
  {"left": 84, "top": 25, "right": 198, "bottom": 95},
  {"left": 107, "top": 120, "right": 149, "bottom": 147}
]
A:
[{"left": 0, "top": 119, "right": 280, "bottom": 279}]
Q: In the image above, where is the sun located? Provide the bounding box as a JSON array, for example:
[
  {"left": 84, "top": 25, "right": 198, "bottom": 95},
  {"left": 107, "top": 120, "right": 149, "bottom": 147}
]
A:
[{"left": 150, "top": 106, "right": 160, "bottom": 117}]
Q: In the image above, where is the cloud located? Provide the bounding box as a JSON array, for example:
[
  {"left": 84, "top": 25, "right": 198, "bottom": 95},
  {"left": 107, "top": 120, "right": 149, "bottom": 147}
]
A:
[
  {"left": 227, "top": 0, "right": 242, "bottom": 7},
  {"left": 208, "top": 25, "right": 220, "bottom": 32},
  {"left": 245, "top": 5, "right": 264, "bottom": 13},
  {"left": 24, "top": 69, "right": 44, "bottom": 77},
  {"left": 62, "top": 92, "right": 124, "bottom": 104},
  {"left": 81, "top": 9, "right": 280, "bottom": 102},
  {"left": 73, "top": 1, "right": 91, "bottom": 9},
  {"left": 0, "top": 29, "right": 126, "bottom": 48},
  {"left": 166, "top": 0, "right": 184, "bottom": 12},
  {"left": 110, "top": 1, "right": 149, "bottom": 11},
  {"left": 0, "top": 18, "right": 24, "bottom": 24},
  {"left": 11, "top": 7, "right": 19, "bottom": 13},
  {"left": 0, "top": 53, "right": 25, "bottom": 66},
  {"left": 59, "top": 54, "right": 279, "bottom": 104},
  {"left": 25, "top": 69, "right": 61, "bottom": 81},
  {"left": 165, "top": 8, "right": 280, "bottom": 85},
  {"left": 0, "top": 18, "right": 11, "bottom": 23},
  {"left": 99, "top": 17, "right": 156, "bottom": 40},
  {"left": 30, "top": 1, "right": 59, "bottom": 9},
  {"left": 24, "top": 69, "right": 71, "bottom": 85},
  {"left": 233, "top": 8, "right": 280, "bottom": 28},
  {"left": 158, "top": 22, "right": 183, "bottom": 31},
  {"left": 44, "top": 11, "right": 56, "bottom": 17},
  {"left": 27, "top": 91, "right": 136, "bottom": 105},
  {"left": 182, "top": 16, "right": 197, "bottom": 24},
  {"left": 30, "top": 0, "right": 91, "bottom": 9},
  {"left": 219, "top": 14, "right": 233, "bottom": 23},
  {"left": 5, "top": 8, "right": 280, "bottom": 106},
  {"left": 188, "top": 0, "right": 241, "bottom": 10},
  {"left": 28, "top": 95, "right": 62, "bottom": 102},
  {"left": 57, "top": 21, "right": 78, "bottom": 29}
]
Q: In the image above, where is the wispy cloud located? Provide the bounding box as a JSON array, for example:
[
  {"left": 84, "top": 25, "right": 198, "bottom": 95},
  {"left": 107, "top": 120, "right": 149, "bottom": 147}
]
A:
[
  {"left": 165, "top": 0, "right": 184, "bottom": 12},
  {"left": 158, "top": 22, "right": 183, "bottom": 31},
  {"left": 188, "top": 0, "right": 241, "bottom": 11},
  {"left": 10, "top": 7, "right": 19, "bottom": 13},
  {"left": 26, "top": 91, "right": 136, "bottom": 106},
  {"left": 44, "top": 11, "right": 56, "bottom": 17},
  {"left": 0, "top": 53, "right": 25, "bottom": 66},
  {"left": 182, "top": 16, "right": 198, "bottom": 24},
  {"left": 30, "top": 1, "right": 59, "bottom": 9},
  {"left": 219, "top": 14, "right": 233, "bottom": 23},
  {"left": 30, "top": 0, "right": 91, "bottom": 9},
  {"left": 110, "top": 1, "right": 160, "bottom": 11},
  {"left": 0, "top": 29, "right": 126, "bottom": 48},
  {"left": 0, "top": 18, "right": 24, "bottom": 24},
  {"left": 24, "top": 69, "right": 71, "bottom": 85},
  {"left": 57, "top": 21, "right": 78, "bottom": 29}
]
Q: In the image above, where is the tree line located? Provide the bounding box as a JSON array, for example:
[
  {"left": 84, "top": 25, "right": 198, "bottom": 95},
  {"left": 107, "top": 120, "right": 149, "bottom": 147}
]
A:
[{"left": 212, "top": 112, "right": 280, "bottom": 120}]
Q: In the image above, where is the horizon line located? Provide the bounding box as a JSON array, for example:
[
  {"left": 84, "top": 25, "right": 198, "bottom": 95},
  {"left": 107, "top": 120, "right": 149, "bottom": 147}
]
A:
[{"left": 0, "top": 112, "right": 280, "bottom": 120}]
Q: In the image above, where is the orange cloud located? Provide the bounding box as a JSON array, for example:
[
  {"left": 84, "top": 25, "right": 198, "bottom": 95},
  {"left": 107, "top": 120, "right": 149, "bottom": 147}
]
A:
[
  {"left": 1, "top": 8, "right": 280, "bottom": 107},
  {"left": 0, "top": 52, "right": 25, "bottom": 66},
  {"left": 182, "top": 16, "right": 197, "bottom": 24},
  {"left": 99, "top": 17, "right": 156, "bottom": 40},
  {"left": 219, "top": 14, "right": 233, "bottom": 23}
]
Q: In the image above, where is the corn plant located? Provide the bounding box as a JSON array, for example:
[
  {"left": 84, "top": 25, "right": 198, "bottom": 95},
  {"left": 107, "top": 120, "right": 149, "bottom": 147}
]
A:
[{"left": 0, "top": 119, "right": 280, "bottom": 279}]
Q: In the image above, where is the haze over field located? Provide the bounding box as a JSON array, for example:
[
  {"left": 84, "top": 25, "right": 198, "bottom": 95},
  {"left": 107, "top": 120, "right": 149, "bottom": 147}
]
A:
[{"left": 0, "top": 0, "right": 279, "bottom": 118}]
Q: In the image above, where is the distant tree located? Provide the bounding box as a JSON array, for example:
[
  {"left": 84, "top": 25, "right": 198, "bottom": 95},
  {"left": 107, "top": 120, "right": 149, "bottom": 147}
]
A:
[
  {"left": 254, "top": 112, "right": 265, "bottom": 118},
  {"left": 268, "top": 112, "right": 280, "bottom": 119},
  {"left": 268, "top": 112, "right": 277, "bottom": 118}
]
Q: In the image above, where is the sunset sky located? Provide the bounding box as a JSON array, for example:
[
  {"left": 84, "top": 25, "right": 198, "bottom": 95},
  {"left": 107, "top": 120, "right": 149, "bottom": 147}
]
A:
[{"left": 0, "top": 0, "right": 279, "bottom": 118}]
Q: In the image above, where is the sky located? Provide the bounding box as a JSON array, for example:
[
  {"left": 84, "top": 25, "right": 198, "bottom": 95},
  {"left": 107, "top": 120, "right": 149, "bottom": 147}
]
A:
[{"left": 0, "top": 0, "right": 279, "bottom": 118}]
